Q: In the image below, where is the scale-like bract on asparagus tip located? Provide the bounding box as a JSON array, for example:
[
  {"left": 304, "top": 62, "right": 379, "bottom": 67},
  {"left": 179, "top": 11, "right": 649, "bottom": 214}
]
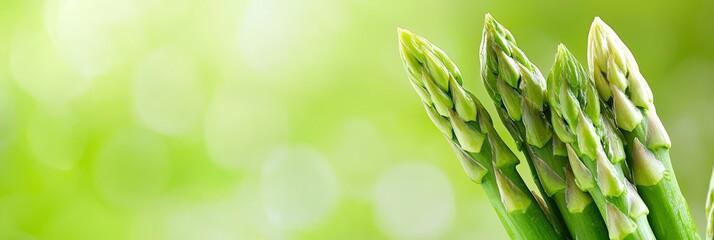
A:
[
  {"left": 531, "top": 154, "right": 565, "bottom": 196},
  {"left": 605, "top": 202, "right": 637, "bottom": 240},
  {"left": 450, "top": 141, "right": 488, "bottom": 183},
  {"left": 576, "top": 112, "right": 600, "bottom": 159},
  {"left": 449, "top": 110, "right": 485, "bottom": 153},
  {"left": 490, "top": 134, "right": 520, "bottom": 168},
  {"left": 602, "top": 115, "right": 626, "bottom": 164},
  {"left": 497, "top": 77, "right": 523, "bottom": 120},
  {"left": 560, "top": 81, "right": 580, "bottom": 129},
  {"left": 628, "top": 71, "right": 653, "bottom": 109},
  {"left": 631, "top": 138, "right": 665, "bottom": 186},
  {"left": 497, "top": 51, "right": 521, "bottom": 88},
  {"left": 522, "top": 99, "right": 552, "bottom": 148},
  {"left": 409, "top": 80, "right": 432, "bottom": 106},
  {"left": 546, "top": 71, "right": 561, "bottom": 112},
  {"left": 482, "top": 40, "right": 499, "bottom": 75},
  {"left": 400, "top": 54, "right": 422, "bottom": 84},
  {"left": 492, "top": 33, "right": 511, "bottom": 57},
  {"left": 593, "top": 68, "right": 612, "bottom": 101},
  {"left": 432, "top": 46, "right": 463, "bottom": 83},
  {"left": 552, "top": 114, "right": 575, "bottom": 143},
  {"left": 608, "top": 42, "right": 628, "bottom": 75},
  {"left": 584, "top": 84, "right": 601, "bottom": 126},
  {"left": 566, "top": 145, "right": 595, "bottom": 190},
  {"left": 424, "top": 103, "right": 453, "bottom": 138},
  {"left": 494, "top": 167, "right": 532, "bottom": 213},
  {"left": 626, "top": 181, "right": 649, "bottom": 218},
  {"left": 565, "top": 166, "right": 593, "bottom": 213},
  {"left": 645, "top": 110, "right": 671, "bottom": 149},
  {"left": 607, "top": 58, "right": 629, "bottom": 91},
  {"left": 450, "top": 77, "right": 477, "bottom": 122},
  {"left": 552, "top": 136, "right": 568, "bottom": 156},
  {"left": 596, "top": 149, "right": 625, "bottom": 196},
  {"left": 520, "top": 64, "right": 546, "bottom": 111},
  {"left": 424, "top": 50, "right": 451, "bottom": 91},
  {"left": 476, "top": 102, "right": 492, "bottom": 135},
  {"left": 422, "top": 71, "right": 454, "bottom": 117},
  {"left": 611, "top": 85, "right": 642, "bottom": 131},
  {"left": 509, "top": 41, "right": 529, "bottom": 65}
]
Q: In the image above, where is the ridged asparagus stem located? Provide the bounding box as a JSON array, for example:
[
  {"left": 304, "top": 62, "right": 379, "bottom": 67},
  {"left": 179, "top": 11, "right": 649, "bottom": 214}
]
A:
[
  {"left": 706, "top": 166, "right": 714, "bottom": 240},
  {"left": 548, "top": 45, "right": 655, "bottom": 240},
  {"left": 479, "top": 14, "right": 607, "bottom": 240},
  {"left": 587, "top": 17, "right": 699, "bottom": 239},
  {"left": 398, "top": 28, "right": 560, "bottom": 240}
]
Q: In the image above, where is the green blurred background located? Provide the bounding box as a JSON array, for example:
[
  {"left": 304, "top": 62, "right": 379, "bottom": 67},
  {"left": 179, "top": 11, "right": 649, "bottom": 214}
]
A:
[{"left": 0, "top": 0, "right": 712, "bottom": 239}]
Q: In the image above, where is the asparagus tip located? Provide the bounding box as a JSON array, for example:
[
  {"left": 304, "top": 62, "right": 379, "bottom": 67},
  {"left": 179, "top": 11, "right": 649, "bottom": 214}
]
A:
[
  {"left": 556, "top": 43, "right": 568, "bottom": 55},
  {"left": 484, "top": 13, "right": 495, "bottom": 26},
  {"left": 397, "top": 27, "right": 412, "bottom": 41}
]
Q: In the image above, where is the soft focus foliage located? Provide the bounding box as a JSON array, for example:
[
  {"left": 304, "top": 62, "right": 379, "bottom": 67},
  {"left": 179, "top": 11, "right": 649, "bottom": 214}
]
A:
[{"left": 0, "top": 0, "right": 712, "bottom": 239}]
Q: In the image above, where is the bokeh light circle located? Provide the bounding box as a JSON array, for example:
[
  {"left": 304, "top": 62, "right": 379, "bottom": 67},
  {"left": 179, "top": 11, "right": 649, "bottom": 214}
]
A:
[
  {"left": 373, "top": 163, "right": 455, "bottom": 239},
  {"left": 44, "top": 0, "right": 144, "bottom": 77},
  {"left": 204, "top": 87, "right": 287, "bottom": 170},
  {"left": 10, "top": 24, "right": 89, "bottom": 104},
  {"left": 93, "top": 130, "right": 170, "bottom": 209},
  {"left": 26, "top": 107, "right": 87, "bottom": 170},
  {"left": 133, "top": 48, "right": 204, "bottom": 135},
  {"left": 260, "top": 147, "right": 339, "bottom": 230}
]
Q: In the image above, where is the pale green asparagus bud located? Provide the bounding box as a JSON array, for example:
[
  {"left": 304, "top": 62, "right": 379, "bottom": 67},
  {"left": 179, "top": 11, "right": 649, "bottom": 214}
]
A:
[
  {"left": 481, "top": 14, "right": 606, "bottom": 239},
  {"left": 588, "top": 17, "right": 697, "bottom": 239},
  {"left": 549, "top": 44, "right": 655, "bottom": 240},
  {"left": 481, "top": 14, "right": 550, "bottom": 148},
  {"left": 398, "top": 28, "right": 559, "bottom": 239}
]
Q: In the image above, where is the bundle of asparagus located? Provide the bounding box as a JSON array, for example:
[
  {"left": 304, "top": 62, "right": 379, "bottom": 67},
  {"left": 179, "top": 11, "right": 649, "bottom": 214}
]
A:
[
  {"left": 397, "top": 14, "right": 700, "bottom": 240},
  {"left": 398, "top": 28, "right": 560, "bottom": 239}
]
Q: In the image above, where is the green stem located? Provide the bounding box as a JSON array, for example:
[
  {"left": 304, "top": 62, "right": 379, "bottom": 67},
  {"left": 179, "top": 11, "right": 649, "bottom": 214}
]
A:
[
  {"left": 548, "top": 44, "right": 655, "bottom": 240},
  {"left": 480, "top": 14, "right": 604, "bottom": 239},
  {"left": 397, "top": 27, "right": 560, "bottom": 239},
  {"left": 576, "top": 146, "right": 655, "bottom": 240},
  {"left": 588, "top": 17, "right": 699, "bottom": 239},
  {"left": 520, "top": 114, "right": 608, "bottom": 239},
  {"left": 623, "top": 121, "right": 698, "bottom": 239},
  {"left": 474, "top": 140, "right": 563, "bottom": 240}
]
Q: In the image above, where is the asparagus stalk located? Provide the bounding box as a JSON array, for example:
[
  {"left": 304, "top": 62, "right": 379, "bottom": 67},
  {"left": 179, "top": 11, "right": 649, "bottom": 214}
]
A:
[
  {"left": 707, "top": 166, "right": 714, "bottom": 240},
  {"left": 587, "top": 17, "right": 699, "bottom": 239},
  {"left": 398, "top": 28, "right": 560, "bottom": 240},
  {"left": 548, "top": 44, "right": 655, "bottom": 240},
  {"left": 479, "top": 14, "right": 607, "bottom": 239}
]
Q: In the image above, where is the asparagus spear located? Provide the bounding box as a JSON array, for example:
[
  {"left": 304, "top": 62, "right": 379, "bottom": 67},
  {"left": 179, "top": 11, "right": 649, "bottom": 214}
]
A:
[
  {"left": 398, "top": 28, "right": 561, "bottom": 240},
  {"left": 707, "top": 166, "right": 714, "bottom": 240},
  {"left": 587, "top": 17, "right": 699, "bottom": 239},
  {"left": 479, "top": 14, "right": 607, "bottom": 239},
  {"left": 548, "top": 44, "right": 655, "bottom": 240}
]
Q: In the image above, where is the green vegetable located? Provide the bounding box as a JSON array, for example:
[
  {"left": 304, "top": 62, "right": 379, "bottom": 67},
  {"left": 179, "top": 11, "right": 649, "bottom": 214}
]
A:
[
  {"left": 587, "top": 17, "right": 699, "bottom": 239},
  {"left": 479, "top": 14, "right": 607, "bottom": 240},
  {"left": 548, "top": 44, "right": 655, "bottom": 240},
  {"left": 398, "top": 28, "right": 560, "bottom": 240}
]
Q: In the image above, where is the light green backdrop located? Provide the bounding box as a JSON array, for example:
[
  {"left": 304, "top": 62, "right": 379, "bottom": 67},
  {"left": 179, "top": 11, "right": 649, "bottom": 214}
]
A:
[{"left": 0, "top": 0, "right": 712, "bottom": 239}]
